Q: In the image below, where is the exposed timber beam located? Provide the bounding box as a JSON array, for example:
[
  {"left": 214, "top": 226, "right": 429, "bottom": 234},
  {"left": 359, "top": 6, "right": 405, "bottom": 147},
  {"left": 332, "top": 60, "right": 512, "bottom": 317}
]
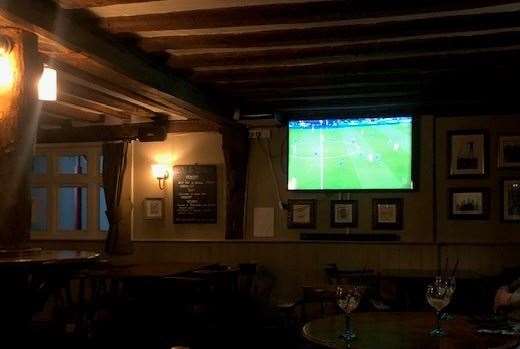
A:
[
  {"left": 59, "top": 93, "right": 131, "bottom": 120},
  {"left": 192, "top": 48, "right": 520, "bottom": 80},
  {"left": 101, "top": 0, "right": 520, "bottom": 32},
  {"left": 169, "top": 30, "right": 520, "bottom": 68},
  {"left": 59, "top": 78, "right": 156, "bottom": 119},
  {"left": 141, "top": 11, "right": 520, "bottom": 51},
  {"left": 37, "top": 120, "right": 221, "bottom": 143},
  {"left": 42, "top": 101, "right": 106, "bottom": 123},
  {"left": 0, "top": 0, "right": 235, "bottom": 125}
]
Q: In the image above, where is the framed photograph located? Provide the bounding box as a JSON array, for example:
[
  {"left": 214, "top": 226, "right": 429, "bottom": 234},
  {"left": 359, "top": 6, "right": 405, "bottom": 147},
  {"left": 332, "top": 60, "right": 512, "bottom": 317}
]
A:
[
  {"left": 330, "top": 200, "right": 358, "bottom": 228},
  {"left": 501, "top": 179, "right": 520, "bottom": 222},
  {"left": 143, "top": 198, "right": 165, "bottom": 220},
  {"left": 498, "top": 135, "right": 520, "bottom": 168},
  {"left": 372, "top": 198, "right": 403, "bottom": 230},
  {"left": 448, "top": 188, "right": 489, "bottom": 220},
  {"left": 448, "top": 131, "right": 488, "bottom": 177},
  {"left": 287, "top": 199, "right": 316, "bottom": 229}
]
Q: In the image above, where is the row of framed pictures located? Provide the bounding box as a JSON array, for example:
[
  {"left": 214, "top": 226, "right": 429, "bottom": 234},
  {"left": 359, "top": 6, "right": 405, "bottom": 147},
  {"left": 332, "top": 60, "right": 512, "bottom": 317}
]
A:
[
  {"left": 287, "top": 198, "right": 404, "bottom": 230},
  {"left": 448, "top": 132, "right": 520, "bottom": 177},
  {"left": 448, "top": 179, "right": 520, "bottom": 221}
]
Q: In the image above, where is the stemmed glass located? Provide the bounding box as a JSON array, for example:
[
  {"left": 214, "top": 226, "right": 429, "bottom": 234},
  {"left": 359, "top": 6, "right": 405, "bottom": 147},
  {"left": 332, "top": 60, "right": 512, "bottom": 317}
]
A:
[
  {"left": 336, "top": 285, "right": 363, "bottom": 341},
  {"left": 442, "top": 277, "right": 456, "bottom": 320},
  {"left": 426, "top": 280, "right": 452, "bottom": 337}
]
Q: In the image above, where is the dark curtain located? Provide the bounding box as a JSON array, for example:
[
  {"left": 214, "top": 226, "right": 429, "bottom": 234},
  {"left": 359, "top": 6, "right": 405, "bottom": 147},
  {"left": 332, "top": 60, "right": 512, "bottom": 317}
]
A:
[{"left": 103, "top": 141, "right": 130, "bottom": 254}]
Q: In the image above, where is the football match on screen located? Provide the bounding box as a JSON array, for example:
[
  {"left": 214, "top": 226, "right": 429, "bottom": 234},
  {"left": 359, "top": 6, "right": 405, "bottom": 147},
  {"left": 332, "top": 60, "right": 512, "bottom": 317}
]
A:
[{"left": 288, "top": 117, "right": 414, "bottom": 190}]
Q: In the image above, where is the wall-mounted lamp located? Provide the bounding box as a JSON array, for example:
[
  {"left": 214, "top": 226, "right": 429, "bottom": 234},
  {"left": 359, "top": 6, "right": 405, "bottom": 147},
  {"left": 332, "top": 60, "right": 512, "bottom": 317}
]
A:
[
  {"left": 38, "top": 66, "right": 57, "bottom": 101},
  {"left": 152, "top": 164, "right": 169, "bottom": 190},
  {"left": 0, "top": 35, "right": 13, "bottom": 89}
]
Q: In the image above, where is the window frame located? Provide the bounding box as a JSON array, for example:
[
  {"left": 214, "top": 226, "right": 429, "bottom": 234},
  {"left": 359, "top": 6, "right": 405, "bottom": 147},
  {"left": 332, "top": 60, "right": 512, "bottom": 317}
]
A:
[{"left": 31, "top": 143, "right": 106, "bottom": 241}]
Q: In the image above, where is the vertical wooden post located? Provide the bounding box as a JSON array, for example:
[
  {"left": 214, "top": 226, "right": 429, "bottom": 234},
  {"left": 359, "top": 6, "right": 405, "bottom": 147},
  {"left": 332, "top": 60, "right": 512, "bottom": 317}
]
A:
[
  {"left": 221, "top": 126, "right": 249, "bottom": 240},
  {"left": 0, "top": 28, "right": 41, "bottom": 250}
]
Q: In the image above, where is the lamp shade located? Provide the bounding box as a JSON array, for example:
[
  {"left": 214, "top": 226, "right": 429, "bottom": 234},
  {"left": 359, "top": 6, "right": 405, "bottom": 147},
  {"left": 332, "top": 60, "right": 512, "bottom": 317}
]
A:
[
  {"left": 152, "top": 164, "right": 169, "bottom": 179},
  {"left": 38, "top": 66, "right": 57, "bottom": 101}
]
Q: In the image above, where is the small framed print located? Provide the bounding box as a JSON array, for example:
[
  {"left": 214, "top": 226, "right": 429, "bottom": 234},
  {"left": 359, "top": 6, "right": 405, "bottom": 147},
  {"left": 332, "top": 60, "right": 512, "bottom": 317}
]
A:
[
  {"left": 372, "top": 198, "right": 403, "bottom": 230},
  {"left": 143, "top": 198, "right": 164, "bottom": 220},
  {"left": 287, "top": 199, "right": 316, "bottom": 229},
  {"left": 501, "top": 179, "right": 520, "bottom": 222},
  {"left": 330, "top": 200, "right": 358, "bottom": 228},
  {"left": 448, "top": 188, "right": 489, "bottom": 220},
  {"left": 448, "top": 131, "right": 488, "bottom": 177},
  {"left": 498, "top": 135, "right": 520, "bottom": 168}
]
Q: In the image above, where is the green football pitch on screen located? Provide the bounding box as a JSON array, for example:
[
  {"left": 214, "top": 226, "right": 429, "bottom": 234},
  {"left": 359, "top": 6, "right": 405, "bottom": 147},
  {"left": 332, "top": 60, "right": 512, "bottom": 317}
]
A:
[{"left": 288, "top": 117, "right": 413, "bottom": 190}]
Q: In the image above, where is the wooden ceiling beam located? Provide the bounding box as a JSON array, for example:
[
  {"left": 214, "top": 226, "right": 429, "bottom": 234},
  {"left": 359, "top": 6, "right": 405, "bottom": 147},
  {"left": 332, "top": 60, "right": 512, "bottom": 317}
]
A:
[
  {"left": 170, "top": 31, "right": 520, "bottom": 68},
  {"left": 57, "top": 0, "right": 149, "bottom": 9},
  {"left": 59, "top": 93, "right": 131, "bottom": 120},
  {"left": 141, "top": 11, "right": 520, "bottom": 51},
  {"left": 231, "top": 81, "right": 421, "bottom": 96},
  {"left": 49, "top": 60, "right": 192, "bottom": 118},
  {"left": 42, "top": 101, "right": 106, "bottom": 123},
  {"left": 242, "top": 88, "right": 420, "bottom": 100},
  {"left": 102, "top": 0, "right": 520, "bottom": 32},
  {"left": 192, "top": 48, "right": 520, "bottom": 81},
  {"left": 37, "top": 120, "right": 221, "bottom": 143},
  {"left": 213, "top": 71, "right": 436, "bottom": 89},
  {"left": 0, "top": 0, "right": 235, "bottom": 126},
  {"left": 59, "top": 78, "right": 155, "bottom": 119},
  {"left": 38, "top": 112, "right": 73, "bottom": 128}
]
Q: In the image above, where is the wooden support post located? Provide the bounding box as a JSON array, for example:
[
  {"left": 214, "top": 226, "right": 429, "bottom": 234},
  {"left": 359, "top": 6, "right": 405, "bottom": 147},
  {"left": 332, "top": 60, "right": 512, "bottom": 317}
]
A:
[
  {"left": 221, "top": 126, "right": 249, "bottom": 240},
  {"left": 0, "top": 28, "right": 42, "bottom": 250}
]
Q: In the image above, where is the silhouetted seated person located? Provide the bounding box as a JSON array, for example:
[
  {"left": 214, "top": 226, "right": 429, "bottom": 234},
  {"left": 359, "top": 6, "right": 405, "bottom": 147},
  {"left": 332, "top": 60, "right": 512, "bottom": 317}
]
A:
[{"left": 494, "top": 280, "right": 520, "bottom": 320}]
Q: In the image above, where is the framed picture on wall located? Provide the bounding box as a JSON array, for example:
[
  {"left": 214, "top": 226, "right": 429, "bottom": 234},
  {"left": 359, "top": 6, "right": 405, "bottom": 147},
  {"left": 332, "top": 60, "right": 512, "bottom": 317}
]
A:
[
  {"left": 498, "top": 135, "right": 520, "bottom": 168},
  {"left": 501, "top": 179, "right": 520, "bottom": 222},
  {"left": 143, "top": 198, "right": 165, "bottom": 220},
  {"left": 448, "top": 131, "right": 488, "bottom": 177},
  {"left": 287, "top": 199, "right": 316, "bottom": 229},
  {"left": 330, "top": 200, "right": 358, "bottom": 228},
  {"left": 372, "top": 198, "right": 403, "bottom": 230},
  {"left": 448, "top": 188, "right": 489, "bottom": 220}
]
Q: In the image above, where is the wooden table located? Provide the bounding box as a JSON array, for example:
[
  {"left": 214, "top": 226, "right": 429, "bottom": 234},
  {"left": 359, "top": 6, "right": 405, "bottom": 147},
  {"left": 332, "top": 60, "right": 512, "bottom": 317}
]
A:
[
  {"left": 91, "top": 261, "right": 216, "bottom": 279},
  {"left": 0, "top": 249, "right": 100, "bottom": 267},
  {"left": 303, "top": 312, "right": 518, "bottom": 349}
]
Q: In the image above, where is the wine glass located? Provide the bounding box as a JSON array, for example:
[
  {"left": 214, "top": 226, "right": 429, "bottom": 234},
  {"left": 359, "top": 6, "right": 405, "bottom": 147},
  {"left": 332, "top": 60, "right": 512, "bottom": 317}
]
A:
[
  {"left": 443, "top": 277, "right": 456, "bottom": 320},
  {"left": 336, "top": 285, "right": 363, "bottom": 341},
  {"left": 426, "top": 282, "right": 451, "bottom": 337}
]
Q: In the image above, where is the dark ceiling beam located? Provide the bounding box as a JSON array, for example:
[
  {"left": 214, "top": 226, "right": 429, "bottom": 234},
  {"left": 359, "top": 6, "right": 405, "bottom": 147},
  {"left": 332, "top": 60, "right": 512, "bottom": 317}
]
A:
[
  {"left": 0, "top": 0, "right": 235, "bottom": 125},
  {"left": 42, "top": 101, "right": 106, "bottom": 123},
  {"left": 59, "top": 93, "right": 131, "bottom": 120},
  {"left": 102, "top": 0, "right": 520, "bottom": 32},
  {"left": 38, "top": 112, "right": 73, "bottom": 128},
  {"left": 260, "top": 96, "right": 421, "bottom": 110},
  {"left": 192, "top": 48, "right": 520, "bottom": 80},
  {"left": 141, "top": 11, "right": 520, "bottom": 51},
  {"left": 213, "top": 71, "right": 438, "bottom": 89},
  {"left": 57, "top": 0, "right": 149, "bottom": 9},
  {"left": 171, "top": 31, "right": 520, "bottom": 68},
  {"left": 50, "top": 60, "right": 191, "bottom": 118},
  {"left": 37, "top": 120, "right": 221, "bottom": 143},
  {"left": 58, "top": 78, "right": 156, "bottom": 119},
  {"left": 252, "top": 91, "right": 418, "bottom": 103},
  {"left": 231, "top": 82, "right": 422, "bottom": 99}
]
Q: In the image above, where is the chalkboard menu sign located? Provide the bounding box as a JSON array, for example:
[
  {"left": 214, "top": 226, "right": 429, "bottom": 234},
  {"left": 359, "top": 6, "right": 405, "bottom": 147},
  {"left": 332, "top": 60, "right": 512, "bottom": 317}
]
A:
[{"left": 173, "top": 165, "right": 217, "bottom": 224}]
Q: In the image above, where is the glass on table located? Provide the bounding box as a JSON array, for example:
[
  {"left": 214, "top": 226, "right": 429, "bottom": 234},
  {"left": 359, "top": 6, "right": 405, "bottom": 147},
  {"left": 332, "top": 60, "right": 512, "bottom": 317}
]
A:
[
  {"left": 426, "top": 281, "right": 452, "bottom": 337},
  {"left": 336, "top": 284, "right": 364, "bottom": 341}
]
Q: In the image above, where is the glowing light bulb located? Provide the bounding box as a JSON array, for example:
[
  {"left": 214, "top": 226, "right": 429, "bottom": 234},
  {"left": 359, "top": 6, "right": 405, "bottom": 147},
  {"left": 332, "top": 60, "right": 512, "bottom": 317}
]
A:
[
  {"left": 152, "top": 164, "right": 169, "bottom": 179},
  {"left": 38, "top": 66, "right": 57, "bottom": 101},
  {"left": 0, "top": 56, "right": 13, "bottom": 89}
]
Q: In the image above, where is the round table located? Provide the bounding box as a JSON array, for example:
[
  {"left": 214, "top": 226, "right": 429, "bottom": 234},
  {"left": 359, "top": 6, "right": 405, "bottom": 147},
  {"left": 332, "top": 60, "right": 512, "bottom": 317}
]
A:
[
  {"left": 0, "top": 249, "right": 101, "bottom": 339},
  {"left": 303, "top": 312, "right": 518, "bottom": 349}
]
